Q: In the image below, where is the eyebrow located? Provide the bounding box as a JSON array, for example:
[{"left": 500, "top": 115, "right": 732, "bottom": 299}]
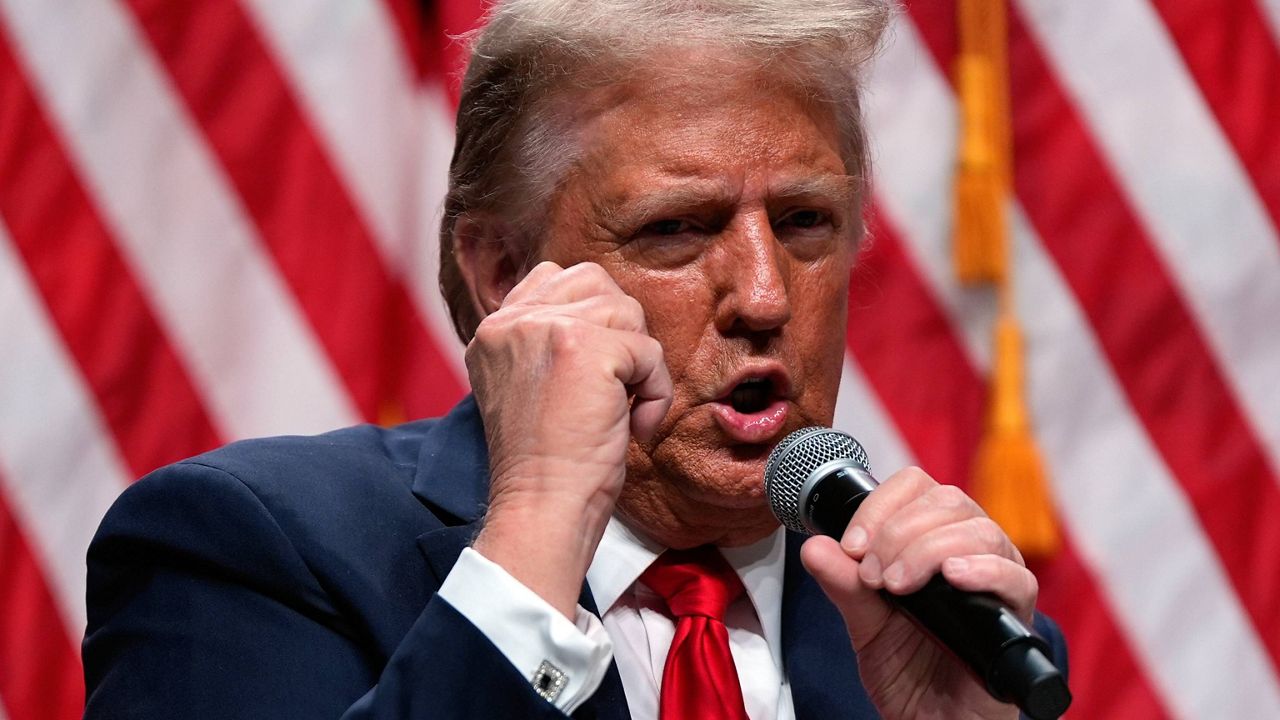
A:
[
  {"left": 769, "top": 175, "right": 862, "bottom": 205},
  {"left": 599, "top": 174, "right": 862, "bottom": 228}
]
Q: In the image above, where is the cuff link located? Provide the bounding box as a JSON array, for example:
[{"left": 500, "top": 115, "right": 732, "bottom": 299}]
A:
[{"left": 531, "top": 659, "right": 568, "bottom": 703}]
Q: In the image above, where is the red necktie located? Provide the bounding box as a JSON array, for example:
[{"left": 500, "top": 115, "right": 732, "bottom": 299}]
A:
[{"left": 640, "top": 545, "right": 752, "bottom": 720}]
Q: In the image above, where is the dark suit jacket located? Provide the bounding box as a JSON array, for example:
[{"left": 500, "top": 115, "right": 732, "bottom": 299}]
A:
[{"left": 83, "top": 395, "right": 1066, "bottom": 719}]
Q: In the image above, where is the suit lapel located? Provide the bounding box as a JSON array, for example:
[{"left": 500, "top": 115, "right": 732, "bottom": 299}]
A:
[
  {"left": 782, "top": 532, "right": 879, "bottom": 720},
  {"left": 410, "top": 395, "right": 492, "bottom": 524}
]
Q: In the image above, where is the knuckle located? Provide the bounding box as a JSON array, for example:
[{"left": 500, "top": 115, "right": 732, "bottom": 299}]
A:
[
  {"left": 641, "top": 335, "right": 664, "bottom": 357},
  {"left": 527, "top": 258, "right": 563, "bottom": 281},
  {"left": 570, "top": 261, "right": 612, "bottom": 286},
  {"left": 929, "top": 484, "right": 970, "bottom": 510},
  {"left": 898, "top": 466, "right": 936, "bottom": 492},
  {"left": 969, "top": 517, "right": 1008, "bottom": 551},
  {"left": 875, "top": 516, "right": 910, "bottom": 552},
  {"left": 622, "top": 295, "right": 647, "bottom": 324},
  {"left": 1023, "top": 567, "right": 1040, "bottom": 599},
  {"left": 470, "top": 317, "right": 502, "bottom": 347},
  {"left": 544, "top": 315, "right": 585, "bottom": 350}
]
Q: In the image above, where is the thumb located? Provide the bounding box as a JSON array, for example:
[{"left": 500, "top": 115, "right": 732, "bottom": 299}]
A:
[{"left": 800, "top": 535, "right": 895, "bottom": 651}]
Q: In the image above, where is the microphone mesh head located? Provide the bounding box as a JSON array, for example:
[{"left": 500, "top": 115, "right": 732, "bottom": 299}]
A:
[{"left": 764, "top": 427, "right": 870, "bottom": 533}]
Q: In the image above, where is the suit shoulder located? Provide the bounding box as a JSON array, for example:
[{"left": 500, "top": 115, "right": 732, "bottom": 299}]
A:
[
  {"left": 94, "top": 419, "right": 445, "bottom": 580},
  {"left": 182, "top": 420, "right": 435, "bottom": 494},
  {"left": 89, "top": 419, "right": 452, "bottom": 629},
  {"left": 128, "top": 420, "right": 449, "bottom": 559}
]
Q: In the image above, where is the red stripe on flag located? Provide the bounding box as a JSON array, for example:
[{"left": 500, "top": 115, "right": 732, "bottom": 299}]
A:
[
  {"left": 1151, "top": 0, "right": 1280, "bottom": 236},
  {"left": 904, "top": 0, "right": 1280, "bottom": 678},
  {"left": 900, "top": 0, "right": 957, "bottom": 75},
  {"left": 0, "top": 480, "right": 83, "bottom": 720},
  {"left": 124, "top": 0, "right": 464, "bottom": 422},
  {"left": 0, "top": 23, "right": 221, "bottom": 476},
  {"left": 849, "top": 210, "right": 1171, "bottom": 719}
]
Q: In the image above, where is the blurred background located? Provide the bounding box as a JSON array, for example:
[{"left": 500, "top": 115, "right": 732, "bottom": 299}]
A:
[{"left": 1, "top": 1, "right": 1277, "bottom": 718}]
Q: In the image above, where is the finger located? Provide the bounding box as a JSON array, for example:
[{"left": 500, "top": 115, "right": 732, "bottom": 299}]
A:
[
  {"left": 860, "top": 483, "right": 990, "bottom": 586},
  {"left": 538, "top": 294, "right": 647, "bottom": 334},
  {"left": 503, "top": 260, "right": 564, "bottom": 304},
  {"left": 800, "top": 535, "right": 894, "bottom": 651},
  {"left": 522, "top": 261, "right": 628, "bottom": 306},
  {"left": 941, "top": 554, "right": 1039, "bottom": 623},
  {"left": 596, "top": 327, "right": 672, "bottom": 441},
  {"left": 875, "top": 516, "right": 1018, "bottom": 595},
  {"left": 841, "top": 466, "right": 935, "bottom": 556}
]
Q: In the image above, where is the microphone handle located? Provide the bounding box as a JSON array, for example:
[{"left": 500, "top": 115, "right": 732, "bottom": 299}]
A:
[{"left": 804, "top": 467, "right": 1071, "bottom": 720}]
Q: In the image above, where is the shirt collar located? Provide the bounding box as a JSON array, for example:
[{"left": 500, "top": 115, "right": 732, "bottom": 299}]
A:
[{"left": 586, "top": 515, "right": 789, "bottom": 672}]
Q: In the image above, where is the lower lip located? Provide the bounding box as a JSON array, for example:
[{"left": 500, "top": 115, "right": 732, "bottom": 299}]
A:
[{"left": 712, "top": 400, "right": 790, "bottom": 444}]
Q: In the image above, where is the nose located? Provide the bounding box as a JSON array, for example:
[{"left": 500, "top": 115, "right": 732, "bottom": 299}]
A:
[{"left": 715, "top": 213, "right": 792, "bottom": 335}]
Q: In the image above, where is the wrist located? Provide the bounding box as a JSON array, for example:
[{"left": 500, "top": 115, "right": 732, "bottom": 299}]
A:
[{"left": 474, "top": 494, "right": 611, "bottom": 618}]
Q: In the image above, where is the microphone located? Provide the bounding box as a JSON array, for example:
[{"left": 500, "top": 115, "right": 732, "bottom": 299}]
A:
[{"left": 764, "top": 427, "right": 1071, "bottom": 720}]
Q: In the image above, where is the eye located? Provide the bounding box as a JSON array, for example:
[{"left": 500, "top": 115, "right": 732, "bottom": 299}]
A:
[
  {"left": 777, "top": 209, "right": 831, "bottom": 230},
  {"left": 642, "top": 218, "right": 696, "bottom": 236},
  {"left": 626, "top": 217, "right": 710, "bottom": 268},
  {"left": 774, "top": 208, "right": 842, "bottom": 261}
]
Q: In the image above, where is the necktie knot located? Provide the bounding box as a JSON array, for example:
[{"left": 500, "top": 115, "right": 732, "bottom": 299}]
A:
[
  {"left": 639, "top": 545, "right": 751, "bottom": 720},
  {"left": 640, "top": 545, "right": 745, "bottom": 620}
]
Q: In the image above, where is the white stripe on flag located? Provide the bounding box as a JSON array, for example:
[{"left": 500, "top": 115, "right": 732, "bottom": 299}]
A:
[
  {"left": 1015, "top": 0, "right": 1280, "bottom": 471},
  {"left": 1262, "top": 0, "right": 1280, "bottom": 50},
  {"left": 240, "top": 0, "right": 466, "bottom": 377},
  {"left": 0, "top": 222, "right": 130, "bottom": 634},
  {"left": 0, "top": 0, "right": 360, "bottom": 440},
  {"left": 1012, "top": 205, "right": 1280, "bottom": 719},
  {"left": 868, "top": 16, "right": 1280, "bottom": 717},
  {"left": 835, "top": 355, "right": 915, "bottom": 477}
]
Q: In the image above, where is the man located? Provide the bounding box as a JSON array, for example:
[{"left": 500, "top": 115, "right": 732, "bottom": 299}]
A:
[{"left": 83, "top": 1, "right": 1065, "bottom": 718}]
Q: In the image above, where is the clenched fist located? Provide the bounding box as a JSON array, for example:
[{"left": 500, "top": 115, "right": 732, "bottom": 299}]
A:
[{"left": 468, "top": 261, "right": 673, "bottom": 617}]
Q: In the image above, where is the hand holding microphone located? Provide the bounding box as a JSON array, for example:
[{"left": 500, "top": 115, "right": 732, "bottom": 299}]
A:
[{"left": 765, "top": 427, "right": 1071, "bottom": 720}]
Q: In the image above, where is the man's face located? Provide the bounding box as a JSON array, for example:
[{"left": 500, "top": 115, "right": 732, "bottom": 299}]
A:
[{"left": 538, "top": 53, "right": 861, "bottom": 545}]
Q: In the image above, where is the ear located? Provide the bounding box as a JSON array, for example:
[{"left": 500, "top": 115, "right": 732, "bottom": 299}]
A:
[{"left": 452, "top": 214, "right": 526, "bottom": 317}]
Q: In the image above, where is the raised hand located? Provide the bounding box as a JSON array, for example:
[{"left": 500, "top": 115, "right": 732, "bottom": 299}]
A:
[{"left": 468, "top": 261, "right": 673, "bottom": 617}]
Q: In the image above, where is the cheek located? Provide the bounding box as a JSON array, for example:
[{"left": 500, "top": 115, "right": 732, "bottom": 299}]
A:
[
  {"left": 617, "top": 272, "right": 715, "bottom": 363},
  {"left": 792, "top": 265, "right": 852, "bottom": 389}
]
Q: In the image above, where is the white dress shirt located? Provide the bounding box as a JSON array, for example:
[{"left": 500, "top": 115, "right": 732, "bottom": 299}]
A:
[{"left": 438, "top": 517, "right": 796, "bottom": 719}]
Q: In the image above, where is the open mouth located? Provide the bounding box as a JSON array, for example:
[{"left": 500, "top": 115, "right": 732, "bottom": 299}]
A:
[
  {"left": 728, "top": 376, "right": 777, "bottom": 415},
  {"left": 713, "top": 371, "right": 790, "bottom": 443}
]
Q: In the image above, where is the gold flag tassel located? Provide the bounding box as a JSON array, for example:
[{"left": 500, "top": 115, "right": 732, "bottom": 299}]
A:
[
  {"left": 971, "top": 306, "right": 1060, "bottom": 558},
  {"left": 955, "top": 0, "right": 1060, "bottom": 559},
  {"left": 954, "top": 0, "right": 1009, "bottom": 285}
]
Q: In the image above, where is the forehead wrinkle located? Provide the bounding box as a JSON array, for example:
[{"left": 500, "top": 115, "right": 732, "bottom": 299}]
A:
[
  {"left": 597, "top": 172, "right": 859, "bottom": 226},
  {"left": 595, "top": 177, "right": 739, "bottom": 227}
]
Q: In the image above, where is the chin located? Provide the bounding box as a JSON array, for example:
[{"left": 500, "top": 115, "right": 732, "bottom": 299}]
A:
[
  {"left": 621, "top": 403, "right": 815, "bottom": 539},
  {"left": 649, "top": 433, "right": 772, "bottom": 506}
]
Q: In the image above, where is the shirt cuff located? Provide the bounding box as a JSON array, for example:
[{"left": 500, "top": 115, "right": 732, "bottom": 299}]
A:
[{"left": 437, "top": 546, "right": 614, "bottom": 713}]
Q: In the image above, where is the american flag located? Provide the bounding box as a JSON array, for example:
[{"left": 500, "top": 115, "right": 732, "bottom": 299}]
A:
[{"left": 1, "top": 1, "right": 1277, "bottom": 717}]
